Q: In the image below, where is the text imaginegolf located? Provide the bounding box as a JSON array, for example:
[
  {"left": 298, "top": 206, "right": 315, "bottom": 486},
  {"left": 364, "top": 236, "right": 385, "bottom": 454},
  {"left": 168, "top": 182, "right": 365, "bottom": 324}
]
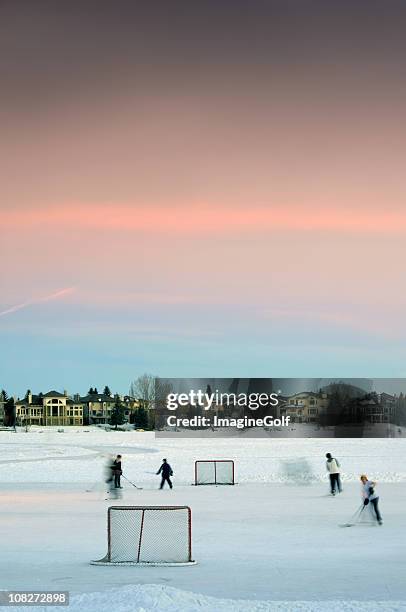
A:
[
  {"left": 166, "top": 415, "right": 291, "bottom": 429},
  {"left": 166, "top": 390, "right": 279, "bottom": 411}
]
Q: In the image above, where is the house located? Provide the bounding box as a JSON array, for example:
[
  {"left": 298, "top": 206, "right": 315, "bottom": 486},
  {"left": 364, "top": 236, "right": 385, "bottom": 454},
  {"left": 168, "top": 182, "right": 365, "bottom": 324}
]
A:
[
  {"left": 79, "top": 393, "right": 117, "bottom": 425},
  {"left": 15, "top": 390, "right": 84, "bottom": 426},
  {"left": 281, "top": 392, "right": 329, "bottom": 424},
  {"left": 122, "top": 395, "right": 141, "bottom": 423},
  {"left": 80, "top": 393, "right": 141, "bottom": 425},
  {"left": 359, "top": 392, "right": 397, "bottom": 424}
]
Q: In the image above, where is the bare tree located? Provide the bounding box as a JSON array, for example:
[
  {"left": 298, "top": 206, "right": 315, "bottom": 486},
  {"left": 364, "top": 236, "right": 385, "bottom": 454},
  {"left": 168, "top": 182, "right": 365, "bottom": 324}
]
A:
[
  {"left": 129, "top": 373, "right": 155, "bottom": 409},
  {"left": 129, "top": 374, "right": 173, "bottom": 430}
]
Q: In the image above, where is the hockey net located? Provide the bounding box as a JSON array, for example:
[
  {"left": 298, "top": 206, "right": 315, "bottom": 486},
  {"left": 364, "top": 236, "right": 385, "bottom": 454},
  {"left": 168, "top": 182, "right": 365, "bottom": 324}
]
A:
[
  {"left": 195, "top": 460, "right": 235, "bottom": 485},
  {"left": 91, "top": 506, "right": 195, "bottom": 566}
]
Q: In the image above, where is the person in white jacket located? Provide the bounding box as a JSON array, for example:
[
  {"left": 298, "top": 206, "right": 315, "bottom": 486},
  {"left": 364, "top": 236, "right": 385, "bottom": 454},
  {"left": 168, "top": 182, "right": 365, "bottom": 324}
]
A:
[
  {"left": 360, "top": 474, "right": 382, "bottom": 525},
  {"left": 326, "top": 453, "right": 342, "bottom": 495}
]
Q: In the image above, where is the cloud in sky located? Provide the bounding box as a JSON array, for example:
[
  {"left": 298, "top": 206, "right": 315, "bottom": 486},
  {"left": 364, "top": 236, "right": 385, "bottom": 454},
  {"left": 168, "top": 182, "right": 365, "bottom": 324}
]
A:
[
  {"left": 2, "top": 205, "right": 406, "bottom": 236},
  {"left": 0, "top": 287, "right": 76, "bottom": 318}
]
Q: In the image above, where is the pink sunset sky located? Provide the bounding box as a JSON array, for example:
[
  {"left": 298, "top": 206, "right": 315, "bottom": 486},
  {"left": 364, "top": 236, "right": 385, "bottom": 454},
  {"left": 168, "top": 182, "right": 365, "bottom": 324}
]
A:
[{"left": 1, "top": 1, "right": 406, "bottom": 394}]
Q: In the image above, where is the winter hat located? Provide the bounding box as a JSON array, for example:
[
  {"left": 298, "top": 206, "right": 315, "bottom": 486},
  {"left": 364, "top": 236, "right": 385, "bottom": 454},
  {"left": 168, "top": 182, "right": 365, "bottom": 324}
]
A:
[{"left": 326, "top": 453, "right": 332, "bottom": 459}]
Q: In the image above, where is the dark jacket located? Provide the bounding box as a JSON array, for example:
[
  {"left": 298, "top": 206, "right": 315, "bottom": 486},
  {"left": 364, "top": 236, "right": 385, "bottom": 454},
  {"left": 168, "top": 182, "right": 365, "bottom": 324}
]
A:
[
  {"left": 113, "top": 460, "right": 122, "bottom": 474},
  {"left": 157, "top": 462, "right": 173, "bottom": 477}
]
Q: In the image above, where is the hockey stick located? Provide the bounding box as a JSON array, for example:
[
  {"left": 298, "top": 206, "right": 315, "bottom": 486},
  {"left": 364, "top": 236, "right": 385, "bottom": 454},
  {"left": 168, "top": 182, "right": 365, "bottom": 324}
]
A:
[
  {"left": 358, "top": 502, "right": 377, "bottom": 526},
  {"left": 122, "top": 474, "right": 143, "bottom": 490},
  {"left": 85, "top": 480, "right": 102, "bottom": 493},
  {"left": 339, "top": 503, "right": 365, "bottom": 527}
]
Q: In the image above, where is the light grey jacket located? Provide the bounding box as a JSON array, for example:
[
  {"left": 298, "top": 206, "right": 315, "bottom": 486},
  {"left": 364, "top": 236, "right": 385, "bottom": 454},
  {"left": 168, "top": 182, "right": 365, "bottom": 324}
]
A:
[
  {"left": 326, "top": 458, "right": 340, "bottom": 474},
  {"left": 362, "top": 480, "right": 378, "bottom": 501}
]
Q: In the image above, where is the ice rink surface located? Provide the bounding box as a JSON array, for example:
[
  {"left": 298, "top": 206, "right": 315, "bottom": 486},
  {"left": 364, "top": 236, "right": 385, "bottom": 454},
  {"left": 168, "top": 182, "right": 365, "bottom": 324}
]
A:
[{"left": 1, "top": 428, "right": 406, "bottom": 611}]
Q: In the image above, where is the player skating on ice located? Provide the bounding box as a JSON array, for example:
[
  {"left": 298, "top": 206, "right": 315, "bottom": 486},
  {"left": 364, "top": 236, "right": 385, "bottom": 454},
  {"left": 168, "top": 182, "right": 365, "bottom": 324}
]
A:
[
  {"left": 360, "top": 474, "right": 383, "bottom": 525},
  {"left": 156, "top": 458, "right": 173, "bottom": 489},
  {"left": 113, "top": 455, "right": 123, "bottom": 489},
  {"left": 326, "top": 452, "right": 342, "bottom": 495},
  {"left": 105, "top": 454, "right": 122, "bottom": 500}
]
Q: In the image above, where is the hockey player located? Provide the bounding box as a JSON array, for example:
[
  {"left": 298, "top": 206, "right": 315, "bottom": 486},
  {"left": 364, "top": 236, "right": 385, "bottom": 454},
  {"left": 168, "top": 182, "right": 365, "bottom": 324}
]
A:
[
  {"left": 326, "top": 453, "right": 342, "bottom": 495},
  {"left": 104, "top": 455, "right": 121, "bottom": 500},
  {"left": 156, "top": 458, "right": 173, "bottom": 489},
  {"left": 113, "top": 455, "right": 123, "bottom": 489},
  {"left": 360, "top": 474, "right": 383, "bottom": 525}
]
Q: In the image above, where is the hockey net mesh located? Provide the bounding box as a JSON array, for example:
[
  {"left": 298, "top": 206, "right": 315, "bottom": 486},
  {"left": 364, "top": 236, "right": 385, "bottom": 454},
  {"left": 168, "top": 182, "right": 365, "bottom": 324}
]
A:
[
  {"left": 195, "top": 460, "right": 234, "bottom": 485},
  {"left": 95, "top": 506, "right": 193, "bottom": 564}
]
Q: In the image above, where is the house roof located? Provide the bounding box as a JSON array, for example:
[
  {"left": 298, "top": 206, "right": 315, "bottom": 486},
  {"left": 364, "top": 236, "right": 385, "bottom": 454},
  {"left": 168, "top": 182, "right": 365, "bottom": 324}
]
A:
[
  {"left": 43, "top": 390, "right": 66, "bottom": 398},
  {"left": 80, "top": 394, "right": 116, "bottom": 403},
  {"left": 16, "top": 390, "right": 66, "bottom": 404},
  {"left": 288, "top": 391, "right": 320, "bottom": 398},
  {"left": 15, "top": 394, "right": 41, "bottom": 405}
]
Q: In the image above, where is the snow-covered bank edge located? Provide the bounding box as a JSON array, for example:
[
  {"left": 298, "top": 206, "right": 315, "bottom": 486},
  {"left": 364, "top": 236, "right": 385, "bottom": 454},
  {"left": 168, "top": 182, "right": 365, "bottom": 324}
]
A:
[{"left": 7, "top": 585, "right": 406, "bottom": 612}]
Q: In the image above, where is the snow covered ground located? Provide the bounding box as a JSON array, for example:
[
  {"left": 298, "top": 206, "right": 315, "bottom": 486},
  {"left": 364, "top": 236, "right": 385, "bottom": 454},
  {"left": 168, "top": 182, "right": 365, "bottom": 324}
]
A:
[{"left": 1, "top": 427, "right": 406, "bottom": 611}]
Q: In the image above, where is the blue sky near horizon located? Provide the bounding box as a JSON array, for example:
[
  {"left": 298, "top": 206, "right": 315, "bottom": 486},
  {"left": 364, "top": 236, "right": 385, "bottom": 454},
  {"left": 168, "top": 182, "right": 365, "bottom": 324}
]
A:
[{"left": 2, "top": 298, "right": 406, "bottom": 398}]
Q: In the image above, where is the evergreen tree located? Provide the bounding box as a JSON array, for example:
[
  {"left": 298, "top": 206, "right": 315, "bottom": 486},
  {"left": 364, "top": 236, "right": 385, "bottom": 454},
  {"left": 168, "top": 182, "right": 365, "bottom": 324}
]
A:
[
  {"left": 397, "top": 392, "right": 406, "bottom": 426},
  {"left": 88, "top": 387, "right": 94, "bottom": 395},
  {"left": 103, "top": 386, "right": 112, "bottom": 397},
  {"left": 134, "top": 405, "right": 149, "bottom": 429},
  {"left": 109, "top": 395, "right": 126, "bottom": 430},
  {"left": 147, "top": 409, "right": 155, "bottom": 430},
  {"left": 328, "top": 390, "right": 344, "bottom": 426},
  {"left": 0, "top": 390, "right": 7, "bottom": 426},
  {"left": 4, "top": 396, "right": 15, "bottom": 427}
]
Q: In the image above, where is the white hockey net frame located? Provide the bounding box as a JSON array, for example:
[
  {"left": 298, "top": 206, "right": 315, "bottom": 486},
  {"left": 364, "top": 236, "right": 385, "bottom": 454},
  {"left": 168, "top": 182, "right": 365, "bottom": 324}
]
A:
[
  {"left": 194, "top": 460, "right": 235, "bottom": 485},
  {"left": 91, "top": 506, "right": 196, "bottom": 566}
]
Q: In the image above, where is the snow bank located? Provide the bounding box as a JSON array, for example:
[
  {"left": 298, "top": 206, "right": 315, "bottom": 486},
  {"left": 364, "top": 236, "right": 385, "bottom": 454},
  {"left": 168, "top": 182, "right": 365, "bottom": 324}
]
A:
[{"left": 8, "top": 585, "right": 406, "bottom": 612}]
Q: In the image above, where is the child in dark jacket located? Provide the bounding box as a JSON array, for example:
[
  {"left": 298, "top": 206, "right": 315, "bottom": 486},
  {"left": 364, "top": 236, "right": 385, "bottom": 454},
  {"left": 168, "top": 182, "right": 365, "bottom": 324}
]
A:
[
  {"left": 113, "top": 455, "right": 123, "bottom": 489},
  {"left": 157, "top": 458, "right": 173, "bottom": 489}
]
